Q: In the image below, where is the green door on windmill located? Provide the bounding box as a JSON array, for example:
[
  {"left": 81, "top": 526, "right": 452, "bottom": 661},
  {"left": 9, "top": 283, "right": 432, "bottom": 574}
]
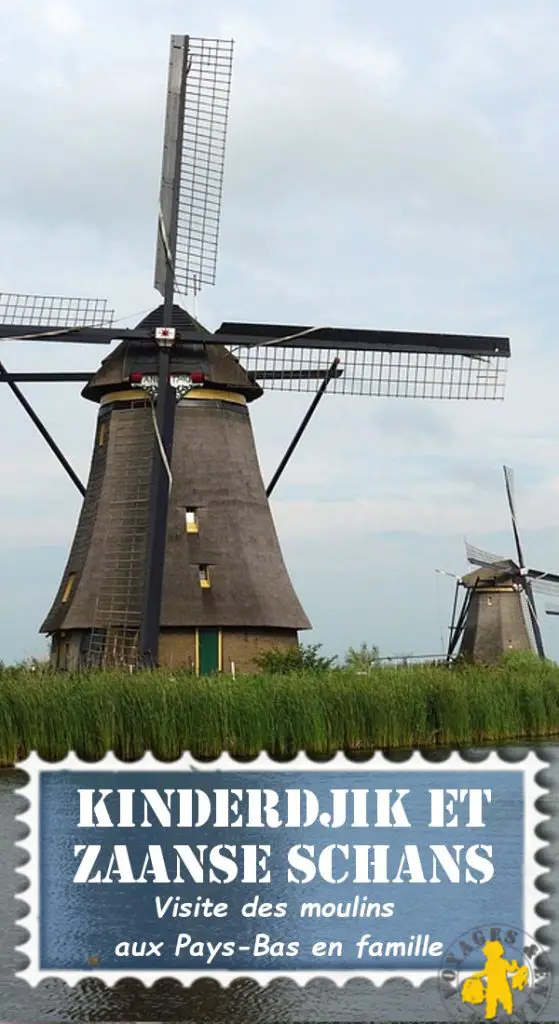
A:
[{"left": 198, "top": 628, "right": 221, "bottom": 675}]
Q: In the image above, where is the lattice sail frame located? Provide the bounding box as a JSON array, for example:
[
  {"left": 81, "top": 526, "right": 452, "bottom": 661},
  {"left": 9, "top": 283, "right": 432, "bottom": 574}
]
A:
[
  {"left": 236, "top": 344, "right": 508, "bottom": 399},
  {"left": 465, "top": 542, "right": 559, "bottom": 597},
  {"left": 520, "top": 587, "right": 540, "bottom": 649},
  {"left": 0, "top": 293, "right": 114, "bottom": 329},
  {"left": 154, "top": 36, "right": 234, "bottom": 298},
  {"left": 465, "top": 542, "right": 510, "bottom": 569},
  {"left": 523, "top": 573, "right": 559, "bottom": 597}
]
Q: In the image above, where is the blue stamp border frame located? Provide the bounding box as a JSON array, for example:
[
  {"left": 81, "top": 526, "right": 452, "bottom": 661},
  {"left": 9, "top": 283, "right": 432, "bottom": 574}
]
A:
[{"left": 14, "top": 749, "right": 547, "bottom": 988}]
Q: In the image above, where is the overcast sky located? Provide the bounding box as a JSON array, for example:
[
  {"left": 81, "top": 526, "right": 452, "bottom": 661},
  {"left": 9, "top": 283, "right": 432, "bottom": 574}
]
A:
[{"left": 2, "top": 0, "right": 559, "bottom": 664}]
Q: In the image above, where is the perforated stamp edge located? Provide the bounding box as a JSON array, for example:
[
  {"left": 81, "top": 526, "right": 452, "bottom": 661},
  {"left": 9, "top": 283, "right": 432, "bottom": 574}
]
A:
[{"left": 14, "top": 748, "right": 549, "bottom": 988}]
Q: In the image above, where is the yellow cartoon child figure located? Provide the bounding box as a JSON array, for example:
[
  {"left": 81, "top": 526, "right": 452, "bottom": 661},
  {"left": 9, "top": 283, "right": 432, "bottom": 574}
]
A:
[{"left": 461, "top": 939, "right": 528, "bottom": 1020}]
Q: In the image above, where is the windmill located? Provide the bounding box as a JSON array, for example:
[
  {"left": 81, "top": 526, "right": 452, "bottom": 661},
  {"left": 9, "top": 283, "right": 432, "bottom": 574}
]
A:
[
  {"left": 0, "top": 35, "right": 511, "bottom": 675},
  {"left": 445, "top": 466, "right": 559, "bottom": 664}
]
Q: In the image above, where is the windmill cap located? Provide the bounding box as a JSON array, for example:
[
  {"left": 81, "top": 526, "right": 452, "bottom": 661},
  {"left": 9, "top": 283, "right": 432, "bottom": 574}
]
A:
[
  {"left": 462, "top": 560, "right": 521, "bottom": 587},
  {"left": 81, "top": 304, "right": 263, "bottom": 403}
]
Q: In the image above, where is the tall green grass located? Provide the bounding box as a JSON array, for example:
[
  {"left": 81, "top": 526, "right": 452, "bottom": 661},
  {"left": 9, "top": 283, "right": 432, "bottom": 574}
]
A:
[{"left": 1, "top": 653, "right": 558, "bottom": 763}]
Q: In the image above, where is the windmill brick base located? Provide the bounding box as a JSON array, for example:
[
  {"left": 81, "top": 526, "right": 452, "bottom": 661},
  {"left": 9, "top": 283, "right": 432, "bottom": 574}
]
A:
[{"left": 48, "top": 628, "right": 298, "bottom": 675}]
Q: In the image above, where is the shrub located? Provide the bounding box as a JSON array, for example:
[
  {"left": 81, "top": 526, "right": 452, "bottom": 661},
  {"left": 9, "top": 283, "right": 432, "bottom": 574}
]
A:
[
  {"left": 254, "top": 642, "right": 337, "bottom": 674},
  {"left": 343, "top": 643, "right": 380, "bottom": 671}
]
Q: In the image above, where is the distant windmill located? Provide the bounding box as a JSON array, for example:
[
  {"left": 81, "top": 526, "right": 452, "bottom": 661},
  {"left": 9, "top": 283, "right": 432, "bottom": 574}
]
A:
[
  {"left": 0, "top": 35, "right": 510, "bottom": 674},
  {"left": 446, "top": 466, "right": 559, "bottom": 663}
]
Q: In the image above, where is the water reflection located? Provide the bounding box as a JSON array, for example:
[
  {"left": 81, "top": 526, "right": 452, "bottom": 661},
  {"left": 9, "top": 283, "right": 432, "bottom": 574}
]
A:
[{"left": 1, "top": 749, "right": 556, "bottom": 1021}]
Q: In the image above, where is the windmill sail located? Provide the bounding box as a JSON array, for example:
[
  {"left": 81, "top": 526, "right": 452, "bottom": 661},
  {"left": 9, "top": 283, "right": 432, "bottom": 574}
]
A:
[
  {"left": 0, "top": 292, "right": 114, "bottom": 335},
  {"left": 154, "top": 36, "right": 234, "bottom": 298},
  {"left": 520, "top": 587, "right": 540, "bottom": 651},
  {"left": 502, "top": 465, "right": 544, "bottom": 656},
  {"left": 221, "top": 324, "right": 510, "bottom": 399},
  {"left": 503, "top": 466, "right": 524, "bottom": 564},
  {"left": 465, "top": 542, "right": 510, "bottom": 569},
  {"left": 525, "top": 569, "right": 559, "bottom": 596}
]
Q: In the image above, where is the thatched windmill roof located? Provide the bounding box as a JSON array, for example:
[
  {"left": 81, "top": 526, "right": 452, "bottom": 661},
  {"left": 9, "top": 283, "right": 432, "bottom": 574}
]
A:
[
  {"left": 82, "top": 305, "right": 263, "bottom": 403},
  {"left": 461, "top": 560, "right": 520, "bottom": 588}
]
